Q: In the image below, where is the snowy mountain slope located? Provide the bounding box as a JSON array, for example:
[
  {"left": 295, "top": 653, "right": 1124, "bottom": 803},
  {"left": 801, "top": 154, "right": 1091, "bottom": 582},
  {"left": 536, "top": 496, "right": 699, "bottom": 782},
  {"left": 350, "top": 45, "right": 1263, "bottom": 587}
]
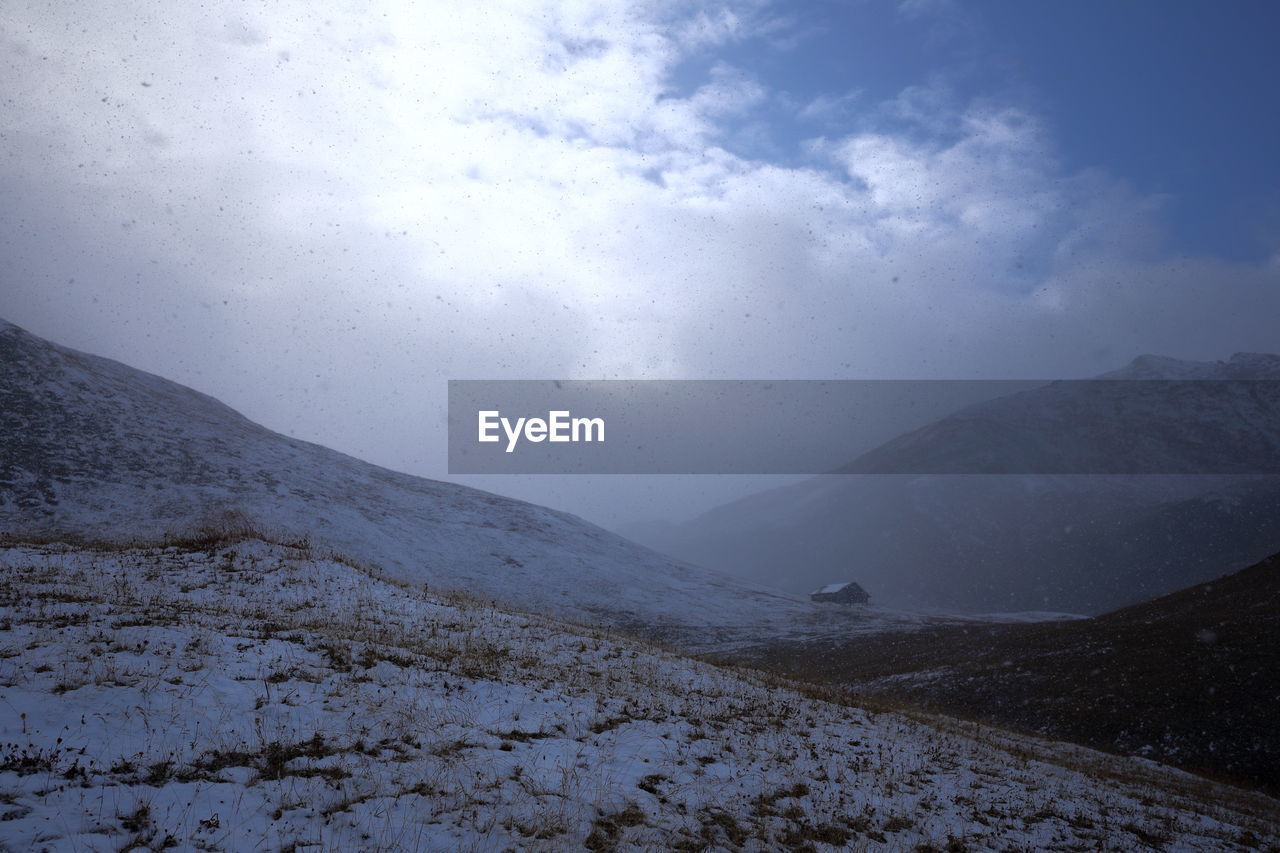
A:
[
  {"left": 637, "top": 353, "right": 1280, "bottom": 613},
  {"left": 0, "top": 318, "right": 873, "bottom": 640},
  {"left": 1, "top": 538, "right": 1275, "bottom": 851}
]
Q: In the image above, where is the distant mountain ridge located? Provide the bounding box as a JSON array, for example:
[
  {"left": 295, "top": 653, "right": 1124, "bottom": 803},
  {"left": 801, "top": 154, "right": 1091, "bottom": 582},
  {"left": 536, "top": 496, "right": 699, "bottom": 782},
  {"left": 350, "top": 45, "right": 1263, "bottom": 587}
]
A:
[
  {"left": 635, "top": 352, "right": 1280, "bottom": 613},
  {"left": 0, "top": 318, "right": 841, "bottom": 639},
  {"left": 1104, "top": 351, "right": 1280, "bottom": 379},
  {"left": 842, "top": 355, "right": 1280, "bottom": 475}
]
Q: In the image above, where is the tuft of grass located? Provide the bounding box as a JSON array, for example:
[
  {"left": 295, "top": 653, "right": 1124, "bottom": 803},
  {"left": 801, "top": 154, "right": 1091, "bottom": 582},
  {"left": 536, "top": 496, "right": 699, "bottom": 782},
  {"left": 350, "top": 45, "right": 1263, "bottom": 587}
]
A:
[{"left": 584, "top": 803, "right": 646, "bottom": 851}]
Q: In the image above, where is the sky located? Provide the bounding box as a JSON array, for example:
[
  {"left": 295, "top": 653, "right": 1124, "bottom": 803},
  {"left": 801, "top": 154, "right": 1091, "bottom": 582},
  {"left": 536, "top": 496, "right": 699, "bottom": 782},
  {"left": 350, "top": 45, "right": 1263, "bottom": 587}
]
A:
[{"left": 2, "top": 0, "right": 1279, "bottom": 528}]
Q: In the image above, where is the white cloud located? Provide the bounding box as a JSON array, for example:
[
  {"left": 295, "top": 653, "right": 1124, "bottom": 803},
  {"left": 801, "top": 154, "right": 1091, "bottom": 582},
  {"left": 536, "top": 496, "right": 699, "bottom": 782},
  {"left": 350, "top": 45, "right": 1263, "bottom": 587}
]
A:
[{"left": 797, "top": 90, "right": 862, "bottom": 123}]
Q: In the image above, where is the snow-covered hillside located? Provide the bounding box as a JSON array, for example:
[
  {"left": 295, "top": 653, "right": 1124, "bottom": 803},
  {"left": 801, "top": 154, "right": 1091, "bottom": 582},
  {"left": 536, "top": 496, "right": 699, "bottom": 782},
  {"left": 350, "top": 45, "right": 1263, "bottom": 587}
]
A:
[
  {"left": 0, "top": 318, "right": 888, "bottom": 641},
  {"left": 1, "top": 538, "right": 1275, "bottom": 851}
]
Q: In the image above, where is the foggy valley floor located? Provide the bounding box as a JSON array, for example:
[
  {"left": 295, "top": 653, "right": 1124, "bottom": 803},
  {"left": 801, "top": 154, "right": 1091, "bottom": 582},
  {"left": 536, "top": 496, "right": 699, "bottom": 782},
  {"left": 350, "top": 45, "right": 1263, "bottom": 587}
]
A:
[{"left": 1, "top": 535, "right": 1278, "bottom": 852}]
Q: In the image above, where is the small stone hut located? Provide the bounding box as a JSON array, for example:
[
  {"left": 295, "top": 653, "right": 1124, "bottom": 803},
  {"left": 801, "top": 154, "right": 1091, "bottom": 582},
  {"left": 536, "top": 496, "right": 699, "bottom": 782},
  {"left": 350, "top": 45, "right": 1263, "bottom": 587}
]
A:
[{"left": 809, "top": 581, "right": 870, "bottom": 605}]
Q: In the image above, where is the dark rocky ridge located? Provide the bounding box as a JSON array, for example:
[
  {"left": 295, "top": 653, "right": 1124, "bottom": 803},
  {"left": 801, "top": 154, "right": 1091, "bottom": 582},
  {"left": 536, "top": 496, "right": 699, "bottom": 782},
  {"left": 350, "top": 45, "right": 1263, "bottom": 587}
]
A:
[{"left": 740, "top": 550, "right": 1280, "bottom": 792}]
